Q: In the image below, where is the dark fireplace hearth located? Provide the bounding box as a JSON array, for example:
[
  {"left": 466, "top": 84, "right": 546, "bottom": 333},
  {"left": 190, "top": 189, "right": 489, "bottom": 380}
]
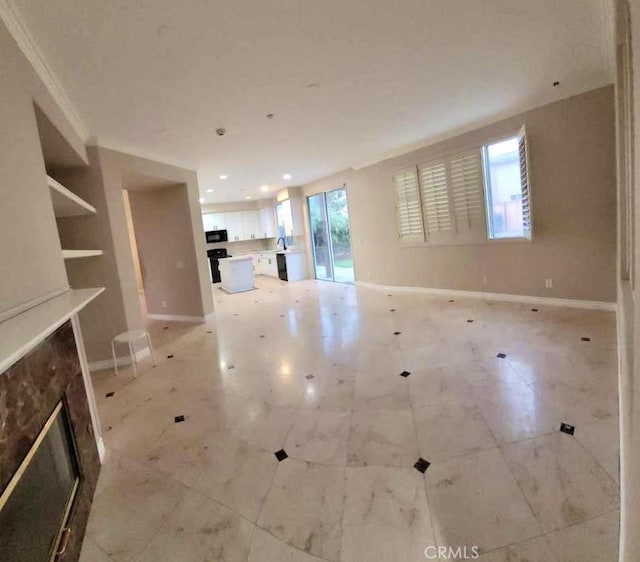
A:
[{"left": 0, "top": 321, "right": 100, "bottom": 561}]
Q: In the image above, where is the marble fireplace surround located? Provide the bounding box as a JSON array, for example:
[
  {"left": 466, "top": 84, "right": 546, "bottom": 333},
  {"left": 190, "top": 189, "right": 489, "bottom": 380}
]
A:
[{"left": 1, "top": 317, "right": 101, "bottom": 561}]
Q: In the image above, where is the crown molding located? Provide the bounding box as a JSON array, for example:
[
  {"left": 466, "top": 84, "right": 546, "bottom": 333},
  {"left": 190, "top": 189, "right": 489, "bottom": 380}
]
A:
[{"left": 0, "top": 0, "right": 89, "bottom": 141}]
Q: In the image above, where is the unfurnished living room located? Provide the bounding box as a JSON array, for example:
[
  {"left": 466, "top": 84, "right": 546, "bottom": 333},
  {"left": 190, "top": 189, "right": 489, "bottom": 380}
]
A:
[{"left": 1, "top": 1, "right": 639, "bottom": 561}]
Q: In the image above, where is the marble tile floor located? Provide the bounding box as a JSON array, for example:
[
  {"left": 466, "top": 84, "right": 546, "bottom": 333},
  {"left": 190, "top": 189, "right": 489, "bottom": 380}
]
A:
[{"left": 81, "top": 277, "right": 620, "bottom": 562}]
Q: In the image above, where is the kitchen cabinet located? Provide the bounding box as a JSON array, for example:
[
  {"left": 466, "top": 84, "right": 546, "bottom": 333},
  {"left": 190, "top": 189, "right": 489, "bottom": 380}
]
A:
[
  {"left": 241, "top": 210, "right": 261, "bottom": 240},
  {"left": 202, "top": 213, "right": 215, "bottom": 232},
  {"left": 225, "top": 212, "right": 244, "bottom": 242},
  {"left": 259, "top": 252, "right": 279, "bottom": 277},
  {"left": 261, "top": 207, "right": 276, "bottom": 238},
  {"left": 201, "top": 206, "right": 278, "bottom": 242},
  {"left": 202, "top": 212, "right": 226, "bottom": 231}
]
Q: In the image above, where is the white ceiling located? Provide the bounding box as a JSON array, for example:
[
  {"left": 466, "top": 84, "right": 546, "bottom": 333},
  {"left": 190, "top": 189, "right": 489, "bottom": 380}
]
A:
[{"left": 12, "top": 0, "right": 612, "bottom": 203}]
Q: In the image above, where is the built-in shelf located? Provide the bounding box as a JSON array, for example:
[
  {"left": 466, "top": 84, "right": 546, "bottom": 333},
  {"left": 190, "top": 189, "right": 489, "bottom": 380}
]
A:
[
  {"left": 48, "top": 175, "right": 96, "bottom": 218},
  {"left": 62, "top": 250, "right": 103, "bottom": 259}
]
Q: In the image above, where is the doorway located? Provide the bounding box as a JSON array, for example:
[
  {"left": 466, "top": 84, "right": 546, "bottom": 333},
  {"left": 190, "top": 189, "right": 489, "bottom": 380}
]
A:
[{"left": 308, "top": 187, "right": 355, "bottom": 283}]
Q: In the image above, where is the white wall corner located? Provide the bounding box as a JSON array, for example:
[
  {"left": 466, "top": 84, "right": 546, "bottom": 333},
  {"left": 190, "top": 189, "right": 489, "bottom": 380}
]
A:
[{"left": 0, "top": 0, "right": 89, "bottom": 141}]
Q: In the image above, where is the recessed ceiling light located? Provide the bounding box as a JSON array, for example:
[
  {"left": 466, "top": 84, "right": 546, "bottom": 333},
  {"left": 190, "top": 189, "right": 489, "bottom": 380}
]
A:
[
  {"left": 260, "top": 185, "right": 269, "bottom": 192},
  {"left": 219, "top": 174, "right": 228, "bottom": 180},
  {"left": 283, "top": 174, "right": 292, "bottom": 180},
  {"left": 199, "top": 198, "right": 205, "bottom": 204},
  {"left": 206, "top": 189, "right": 214, "bottom": 193},
  {"left": 245, "top": 196, "right": 252, "bottom": 200}
]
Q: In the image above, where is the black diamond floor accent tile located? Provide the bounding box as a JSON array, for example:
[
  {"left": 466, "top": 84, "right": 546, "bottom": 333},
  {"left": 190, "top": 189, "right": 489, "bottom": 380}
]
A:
[
  {"left": 560, "top": 422, "right": 575, "bottom": 435},
  {"left": 448, "top": 299, "right": 455, "bottom": 303},
  {"left": 105, "top": 392, "right": 115, "bottom": 398},
  {"left": 167, "top": 354, "right": 174, "bottom": 359},
  {"left": 496, "top": 353, "right": 507, "bottom": 359},
  {"left": 467, "top": 319, "right": 474, "bottom": 323},
  {"left": 305, "top": 374, "right": 315, "bottom": 380},
  {"left": 174, "top": 415, "right": 185, "bottom": 423},
  {"left": 531, "top": 308, "right": 539, "bottom": 312},
  {"left": 259, "top": 335, "right": 265, "bottom": 338},
  {"left": 227, "top": 364, "right": 235, "bottom": 370},
  {"left": 399, "top": 371, "right": 411, "bottom": 378},
  {"left": 274, "top": 449, "right": 288, "bottom": 462},
  {"left": 163, "top": 326, "right": 169, "bottom": 330},
  {"left": 581, "top": 337, "right": 591, "bottom": 342},
  {"left": 390, "top": 309, "right": 396, "bottom": 312},
  {"left": 414, "top": 458, "right": 431, "bottom": 473},
  {"left": 206, "top": 330, "right": 212, "bottom": 334},
  {"left": 393, "top": 331, "right": 401, "bottom": 336},
  {"left": 387, "top": 294, "right": 392, "bottom": 297}
]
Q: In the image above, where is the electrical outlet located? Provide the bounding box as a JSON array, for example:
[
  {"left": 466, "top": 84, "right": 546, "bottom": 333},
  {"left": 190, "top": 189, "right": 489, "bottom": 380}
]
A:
[
  {"left": 545, "top": 278, "right": 553, "bottom": 289},
  {"left": 162, "top": 300, "right": 168, "bottom": 308}
]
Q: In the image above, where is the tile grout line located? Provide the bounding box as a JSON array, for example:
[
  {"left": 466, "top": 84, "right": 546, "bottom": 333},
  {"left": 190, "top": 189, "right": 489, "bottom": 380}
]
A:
[
  {"left": 408, "top": 388, "right": 440, "bottom": 551},
  {"left": 475, "top": 401, "right": 545, "bottom": 548}
]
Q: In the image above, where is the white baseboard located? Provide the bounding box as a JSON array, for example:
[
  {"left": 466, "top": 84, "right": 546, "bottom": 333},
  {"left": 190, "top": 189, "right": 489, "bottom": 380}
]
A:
[
  {"left": 89, "top": 347, "right": 151, "bottom": 372},
  {"left": 355, "top": 281, "right": 617, "bottom": 312},
  {"left": 147, "top": 313, "right": 205, "bottom": 323},
  {"left": 96, "top": 436, "right": 106, "bottom": 462}
]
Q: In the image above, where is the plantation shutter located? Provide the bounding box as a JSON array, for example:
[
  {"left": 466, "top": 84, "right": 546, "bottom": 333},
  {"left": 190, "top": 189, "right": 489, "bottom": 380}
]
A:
[
  {"left": 418, "top": 161, "right": 451, "bottom": 243},
  {"left": 448, "top": 150, "right": 486, "bottom": 243},
  {"left": 393, "top": 167, "right": 424, "bottom": 242},
  {"left": 518, "top": 125, "right": 532, "bottom": 239}
]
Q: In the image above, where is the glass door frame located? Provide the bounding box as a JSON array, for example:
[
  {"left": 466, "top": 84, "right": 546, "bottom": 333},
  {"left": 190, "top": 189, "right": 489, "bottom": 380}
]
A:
[{"left": 307, "top": 185, "right": 354, "bottom": 283}]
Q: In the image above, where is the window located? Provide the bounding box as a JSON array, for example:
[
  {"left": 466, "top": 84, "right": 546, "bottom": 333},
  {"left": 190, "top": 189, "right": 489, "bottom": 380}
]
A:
[
  {"left": 418, "top": 150, "right": 486, "bottom": 244},
  {"left": 275, "top": 199, "right": 294, "bottom": 246},
  {"left": 394, "top": 126, "right": 531, "bottom": 245},
  {"left": 393, "top": 168, "right": 424, "bottom": 242},
  {"left": 482, "top": 127, "right": 531, "bottom": 240}
]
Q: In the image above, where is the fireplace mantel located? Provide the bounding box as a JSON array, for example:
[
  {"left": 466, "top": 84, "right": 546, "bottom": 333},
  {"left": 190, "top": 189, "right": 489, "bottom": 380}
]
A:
[{"left": 0, "top": 288, "right": 104, "bottom": 374}]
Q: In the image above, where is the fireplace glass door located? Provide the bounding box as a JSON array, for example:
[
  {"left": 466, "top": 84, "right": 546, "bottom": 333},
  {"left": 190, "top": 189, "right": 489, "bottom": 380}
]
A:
[{"left": 0, "top": 401, "right": 80, "bottom": 561}]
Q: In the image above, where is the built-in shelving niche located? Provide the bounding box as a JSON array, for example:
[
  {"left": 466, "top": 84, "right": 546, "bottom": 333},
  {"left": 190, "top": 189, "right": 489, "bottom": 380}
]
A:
[{"left": 34, "top": 103, "right": 105, "bottom": 286}]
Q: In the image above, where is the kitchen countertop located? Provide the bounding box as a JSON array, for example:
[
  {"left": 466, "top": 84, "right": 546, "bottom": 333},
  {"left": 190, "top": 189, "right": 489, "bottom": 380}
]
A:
[
  {"left": 231, "top": 248, "right": 305, "bottom": 256},
  {"left": 219, "top": 255, "right": 253, "bottom": 262}
]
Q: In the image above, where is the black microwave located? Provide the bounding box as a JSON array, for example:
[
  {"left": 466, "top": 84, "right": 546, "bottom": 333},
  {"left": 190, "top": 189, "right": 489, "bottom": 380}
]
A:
[{"left": 205, "top": 229, "right": 228, "bottom": 243}]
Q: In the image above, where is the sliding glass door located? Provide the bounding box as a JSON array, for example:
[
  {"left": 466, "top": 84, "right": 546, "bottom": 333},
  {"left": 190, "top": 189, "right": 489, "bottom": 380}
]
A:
[{"left": 308, "top": 187, "right": 355, "bottom": 283}]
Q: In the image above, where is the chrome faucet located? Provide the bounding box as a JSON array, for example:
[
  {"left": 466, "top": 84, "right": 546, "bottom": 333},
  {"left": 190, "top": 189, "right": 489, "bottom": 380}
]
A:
[{"left": 276, "top": 237, "right": 287, "bottom": 251}]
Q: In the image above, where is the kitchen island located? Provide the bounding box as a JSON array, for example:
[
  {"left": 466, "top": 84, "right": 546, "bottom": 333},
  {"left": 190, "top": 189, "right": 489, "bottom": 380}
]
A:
[{"left": 218, "top": 255, "right": 255, "bottom": 293}]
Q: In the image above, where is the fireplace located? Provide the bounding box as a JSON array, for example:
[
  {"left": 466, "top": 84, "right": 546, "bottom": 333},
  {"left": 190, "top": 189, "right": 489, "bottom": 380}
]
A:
[
  {"left": 0, "top": 401, "right": 81, "bottom": 560},
  {"left": 0, "top": 320, "right": 101, "bottom": 561}
]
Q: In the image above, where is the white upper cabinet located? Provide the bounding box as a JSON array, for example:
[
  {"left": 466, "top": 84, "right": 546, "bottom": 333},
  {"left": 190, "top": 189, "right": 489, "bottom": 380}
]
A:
[
  {"left": 261, "top": 207, "right": 276, "bottom": 238},
  {"left": 211, "top": 213, "right": 226, "bottom": 231},
  {"left": 202, "top": 213, "right": 216, "bottom": 232},
  {"left": 201, "top": 204, "right": 278, "bottom": 242},
  {"left": 225, "top": 212, "right": 244, "bottom": 241},
  {"left": 241, "top": 210, "right": 261, "bottom": 240},
  {"left": 202, "top": 212, "right": 226, "bottom": 232}
]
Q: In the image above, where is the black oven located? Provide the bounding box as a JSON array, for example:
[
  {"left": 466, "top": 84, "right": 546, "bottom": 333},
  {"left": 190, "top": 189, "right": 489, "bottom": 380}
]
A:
[{"left": 205, "top": 229, "right": 228, "bottom": 243}]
